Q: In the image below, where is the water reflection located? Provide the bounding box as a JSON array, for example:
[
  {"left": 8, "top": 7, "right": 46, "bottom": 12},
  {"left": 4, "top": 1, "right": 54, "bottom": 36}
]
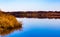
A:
[
  {"left": 0, "top": 25, "right": 22, "bottom": 36},
  {"left": 0, "top": 18, "right": 60, "bottom": 37}
]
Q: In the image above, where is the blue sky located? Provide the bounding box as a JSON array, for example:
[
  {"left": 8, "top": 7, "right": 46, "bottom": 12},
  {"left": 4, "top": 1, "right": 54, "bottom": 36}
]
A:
[{"left": 0, "top": 0, "right": 60, "bottom": 11}]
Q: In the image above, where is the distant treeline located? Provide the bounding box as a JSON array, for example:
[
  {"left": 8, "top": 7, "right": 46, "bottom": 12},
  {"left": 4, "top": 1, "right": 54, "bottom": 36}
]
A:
[{"left": 3, "top": 11, "right": 60, "bottom": 18}]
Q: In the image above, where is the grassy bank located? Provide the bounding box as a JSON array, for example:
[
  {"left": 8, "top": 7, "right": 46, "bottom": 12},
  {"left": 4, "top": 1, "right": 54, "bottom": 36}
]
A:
[{"left": 0, "top": 11, "right": 22, "bottom": 31}]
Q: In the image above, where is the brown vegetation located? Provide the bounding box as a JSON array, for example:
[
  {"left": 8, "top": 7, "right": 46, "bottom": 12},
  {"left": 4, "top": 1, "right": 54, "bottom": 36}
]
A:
[
  {"left": 6, "top": 11, "right": 60, "bottom": 19},
  {"left": 0, "top": 11, "right": 22, "bottom": 32}
]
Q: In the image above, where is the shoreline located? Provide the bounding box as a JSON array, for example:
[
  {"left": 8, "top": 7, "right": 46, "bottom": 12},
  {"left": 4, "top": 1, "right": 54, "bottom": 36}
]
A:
[{"left": 5, "top": 11, "right": 60, "bottom": 19}]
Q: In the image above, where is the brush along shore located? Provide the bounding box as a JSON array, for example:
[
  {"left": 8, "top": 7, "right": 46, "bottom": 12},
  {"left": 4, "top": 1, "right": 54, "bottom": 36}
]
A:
[{"left": 0, "top": 11, "right": 22, "bottom": 31}]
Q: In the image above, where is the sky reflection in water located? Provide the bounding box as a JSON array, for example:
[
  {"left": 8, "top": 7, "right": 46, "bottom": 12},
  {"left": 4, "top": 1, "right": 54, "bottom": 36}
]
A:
[{"left": 0, "top": 18, "right": 60, "bottom": 37}]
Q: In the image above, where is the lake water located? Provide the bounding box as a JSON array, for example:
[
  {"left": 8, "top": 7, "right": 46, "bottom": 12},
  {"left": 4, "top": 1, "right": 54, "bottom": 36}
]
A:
[{"left": 0, "top": 18, "right": 60, "bottom": 37}]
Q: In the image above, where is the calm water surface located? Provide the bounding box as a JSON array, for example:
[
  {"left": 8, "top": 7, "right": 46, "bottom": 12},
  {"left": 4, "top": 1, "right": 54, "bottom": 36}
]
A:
[{"left": 0, "top": 18, "right": 60, "bottom": 37}]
